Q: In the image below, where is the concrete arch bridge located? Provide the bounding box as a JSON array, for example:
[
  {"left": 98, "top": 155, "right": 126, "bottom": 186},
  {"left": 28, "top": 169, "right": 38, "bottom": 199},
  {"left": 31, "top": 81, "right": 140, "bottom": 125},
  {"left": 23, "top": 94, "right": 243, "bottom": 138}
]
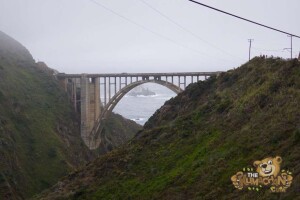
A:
[{"left": 57, "top": 72, "right": 220, "bottom": 149}]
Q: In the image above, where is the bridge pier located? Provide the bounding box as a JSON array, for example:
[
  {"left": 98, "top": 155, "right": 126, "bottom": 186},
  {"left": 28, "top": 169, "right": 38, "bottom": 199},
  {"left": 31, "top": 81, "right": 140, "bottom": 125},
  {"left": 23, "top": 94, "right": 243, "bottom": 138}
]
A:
[
  {"left": 58, "top": 76, "right": 68, "bottom": 92},
  {"left": 80, "top": 75, "right": 101, "bottom": 149}
]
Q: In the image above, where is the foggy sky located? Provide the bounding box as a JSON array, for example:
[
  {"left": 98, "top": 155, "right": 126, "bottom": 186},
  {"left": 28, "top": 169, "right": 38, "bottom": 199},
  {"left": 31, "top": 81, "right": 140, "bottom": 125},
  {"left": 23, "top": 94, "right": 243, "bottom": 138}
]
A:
[{"left": 0, "top": 0, "right": 299, "bottom": 73}]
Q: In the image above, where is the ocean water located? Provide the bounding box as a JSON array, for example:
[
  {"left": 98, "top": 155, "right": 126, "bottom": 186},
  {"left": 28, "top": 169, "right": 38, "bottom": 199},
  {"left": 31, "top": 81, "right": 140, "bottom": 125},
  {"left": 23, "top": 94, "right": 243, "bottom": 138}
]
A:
[{"left": 112, "top": 83, "right": 176, "bottom": 125}]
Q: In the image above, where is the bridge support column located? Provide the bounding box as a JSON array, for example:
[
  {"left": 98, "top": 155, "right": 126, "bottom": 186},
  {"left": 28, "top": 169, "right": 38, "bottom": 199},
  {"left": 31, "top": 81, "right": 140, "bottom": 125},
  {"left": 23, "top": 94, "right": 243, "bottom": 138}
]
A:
[
  {"left": 80, "top": 75, "right": 101, "bottom": 149},
  {"left": 58, "top": 77, "right": 68, "bottom": 92}
]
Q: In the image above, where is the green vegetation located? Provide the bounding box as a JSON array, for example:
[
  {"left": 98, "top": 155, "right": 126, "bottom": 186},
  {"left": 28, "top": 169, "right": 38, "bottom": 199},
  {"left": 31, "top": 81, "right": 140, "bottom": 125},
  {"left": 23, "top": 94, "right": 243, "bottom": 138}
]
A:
[
  {"left": 0, "top": 31, "right": 141, "bottom": 199},
  {"left": 0, "top": 30, "right": 92, "bottom": 199},
  {"left": 99, "top": 113, "right": 142, "bottom": 153},
  {"left": 37, "top": 57, "right": 300, "bottom": 199}
]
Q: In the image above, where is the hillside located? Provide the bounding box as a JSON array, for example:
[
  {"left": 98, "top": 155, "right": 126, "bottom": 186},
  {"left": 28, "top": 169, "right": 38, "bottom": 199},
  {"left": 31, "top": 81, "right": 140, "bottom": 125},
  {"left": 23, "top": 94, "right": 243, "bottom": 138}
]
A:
[
  {"left": 0, "top": 31, "right": 141, "bottom": 199},
  {"left": 36, "top": 57, "right": 300, "bottom": 199},
  {"left": 99, "top": 113, "right": 142, "bottom": 153}
]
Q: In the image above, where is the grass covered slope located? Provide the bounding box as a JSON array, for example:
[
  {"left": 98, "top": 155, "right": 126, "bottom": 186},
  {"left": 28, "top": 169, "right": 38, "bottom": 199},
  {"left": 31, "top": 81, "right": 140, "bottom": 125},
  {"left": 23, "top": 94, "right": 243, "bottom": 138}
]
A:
[
  {"left": 0, "top": 31, "right": 93, "bottom": 199},
  {"left": 37, "top": 58, "right": 300, "bottom": 199},
  {"left": 0, "top": 31, "right": 141, "bottom": 199},
  {"left": 99, "top": 113, "right": 142, "bottom": 153}
]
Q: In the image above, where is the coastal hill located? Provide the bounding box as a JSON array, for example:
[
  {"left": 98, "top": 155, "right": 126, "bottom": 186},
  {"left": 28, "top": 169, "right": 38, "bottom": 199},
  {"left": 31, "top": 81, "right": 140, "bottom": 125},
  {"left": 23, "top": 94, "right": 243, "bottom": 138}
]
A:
[
  {"left": 0, "top": 31, "right": 141, "bottom": 199},
  {"left": 36, "top": 57, "right": 300, "bottom": 199}
]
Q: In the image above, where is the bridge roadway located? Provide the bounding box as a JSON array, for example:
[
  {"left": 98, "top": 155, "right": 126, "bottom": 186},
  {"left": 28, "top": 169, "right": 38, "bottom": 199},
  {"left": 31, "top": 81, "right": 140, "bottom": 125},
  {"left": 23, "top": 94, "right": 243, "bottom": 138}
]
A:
[
  {"left": 57, "top": 71, "right": 221, "bottom": 149},
  {"left": 57, "top": 72, "right": 220, "bottom": 78}
]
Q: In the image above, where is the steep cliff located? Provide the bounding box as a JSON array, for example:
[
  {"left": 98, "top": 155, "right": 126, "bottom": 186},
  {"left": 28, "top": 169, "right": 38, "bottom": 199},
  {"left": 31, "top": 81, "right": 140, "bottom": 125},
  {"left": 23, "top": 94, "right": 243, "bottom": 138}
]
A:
[
  {"left": 0, "top": 31, "right": 141, "bottom": 199},
  {"left": 36, "top": 57, "right": 300, "bottom": 199}
]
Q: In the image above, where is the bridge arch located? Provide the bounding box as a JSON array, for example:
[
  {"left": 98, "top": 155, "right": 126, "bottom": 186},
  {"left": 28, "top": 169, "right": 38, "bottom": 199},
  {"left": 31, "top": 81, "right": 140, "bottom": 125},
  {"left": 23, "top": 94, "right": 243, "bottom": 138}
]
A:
[
  {"left": 90, "top": 79, "right": 182, "bottom": 145},
  {"left": 57, "top": 71, "right": 220, "bottom": 149}
]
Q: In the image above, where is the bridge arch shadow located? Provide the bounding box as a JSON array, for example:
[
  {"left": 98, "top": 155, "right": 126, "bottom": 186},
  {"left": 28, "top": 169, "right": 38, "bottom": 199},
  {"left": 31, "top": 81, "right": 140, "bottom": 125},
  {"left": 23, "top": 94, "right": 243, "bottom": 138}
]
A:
[{"left": 90, "top": 79, "right": 182, "bottom": 147}]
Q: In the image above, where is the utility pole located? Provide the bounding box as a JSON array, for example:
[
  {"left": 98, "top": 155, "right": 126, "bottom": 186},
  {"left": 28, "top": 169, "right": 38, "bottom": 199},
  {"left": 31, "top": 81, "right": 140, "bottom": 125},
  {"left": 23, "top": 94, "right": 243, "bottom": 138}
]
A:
[
  {"left": 287, "top": 35, "right": 293, "bottom": 59},
  {"left": 248, "top": 39, "right": 254, "bottom": 61}
]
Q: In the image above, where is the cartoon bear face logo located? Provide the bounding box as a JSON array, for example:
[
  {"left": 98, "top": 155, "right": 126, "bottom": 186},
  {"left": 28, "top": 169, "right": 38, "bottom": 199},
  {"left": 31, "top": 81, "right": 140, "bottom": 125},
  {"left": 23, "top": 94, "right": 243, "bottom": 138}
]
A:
[{"left": 253, "top": 156, "right": 282, "bottom": 177}]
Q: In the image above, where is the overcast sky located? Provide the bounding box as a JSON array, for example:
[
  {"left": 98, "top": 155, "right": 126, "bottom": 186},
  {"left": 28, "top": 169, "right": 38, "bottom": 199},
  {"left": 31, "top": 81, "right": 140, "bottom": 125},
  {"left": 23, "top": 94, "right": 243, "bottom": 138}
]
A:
[{"left": 0, "top": 0, "right": 299, "bottom": 73}]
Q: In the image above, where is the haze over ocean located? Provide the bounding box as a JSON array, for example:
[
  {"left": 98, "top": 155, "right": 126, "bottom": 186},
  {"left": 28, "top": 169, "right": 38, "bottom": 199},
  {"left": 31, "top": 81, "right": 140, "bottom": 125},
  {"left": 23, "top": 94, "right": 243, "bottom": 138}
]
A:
[{"left": 106, "top": 83, "right": 176, "bottom": 125}]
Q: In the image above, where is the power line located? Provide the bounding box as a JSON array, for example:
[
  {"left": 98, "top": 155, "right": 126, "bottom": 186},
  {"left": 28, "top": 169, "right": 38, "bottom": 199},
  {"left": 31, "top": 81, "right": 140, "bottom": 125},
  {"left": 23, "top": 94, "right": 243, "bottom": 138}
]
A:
[
  {"left": 187, "top": 0, "right": 300, "bottom": 39},
  {"left": 87, "top": 0, "right": 219, "bottom": 60},
  {"left": 252, "top": 47, "right": 299, "bottom": 59},
  {"left": 252, "top": 47, "right": 284, "bottom": 52},
  {"left": 139, "top": 0, "right": 244, "bottom": 61}
]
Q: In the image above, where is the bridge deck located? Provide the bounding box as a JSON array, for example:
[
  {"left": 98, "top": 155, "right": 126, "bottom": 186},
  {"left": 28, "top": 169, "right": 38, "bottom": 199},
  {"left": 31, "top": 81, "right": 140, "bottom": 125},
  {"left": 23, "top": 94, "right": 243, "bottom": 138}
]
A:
[{"left": 57, "top": 72, "right": 222, "bottom": 78}]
